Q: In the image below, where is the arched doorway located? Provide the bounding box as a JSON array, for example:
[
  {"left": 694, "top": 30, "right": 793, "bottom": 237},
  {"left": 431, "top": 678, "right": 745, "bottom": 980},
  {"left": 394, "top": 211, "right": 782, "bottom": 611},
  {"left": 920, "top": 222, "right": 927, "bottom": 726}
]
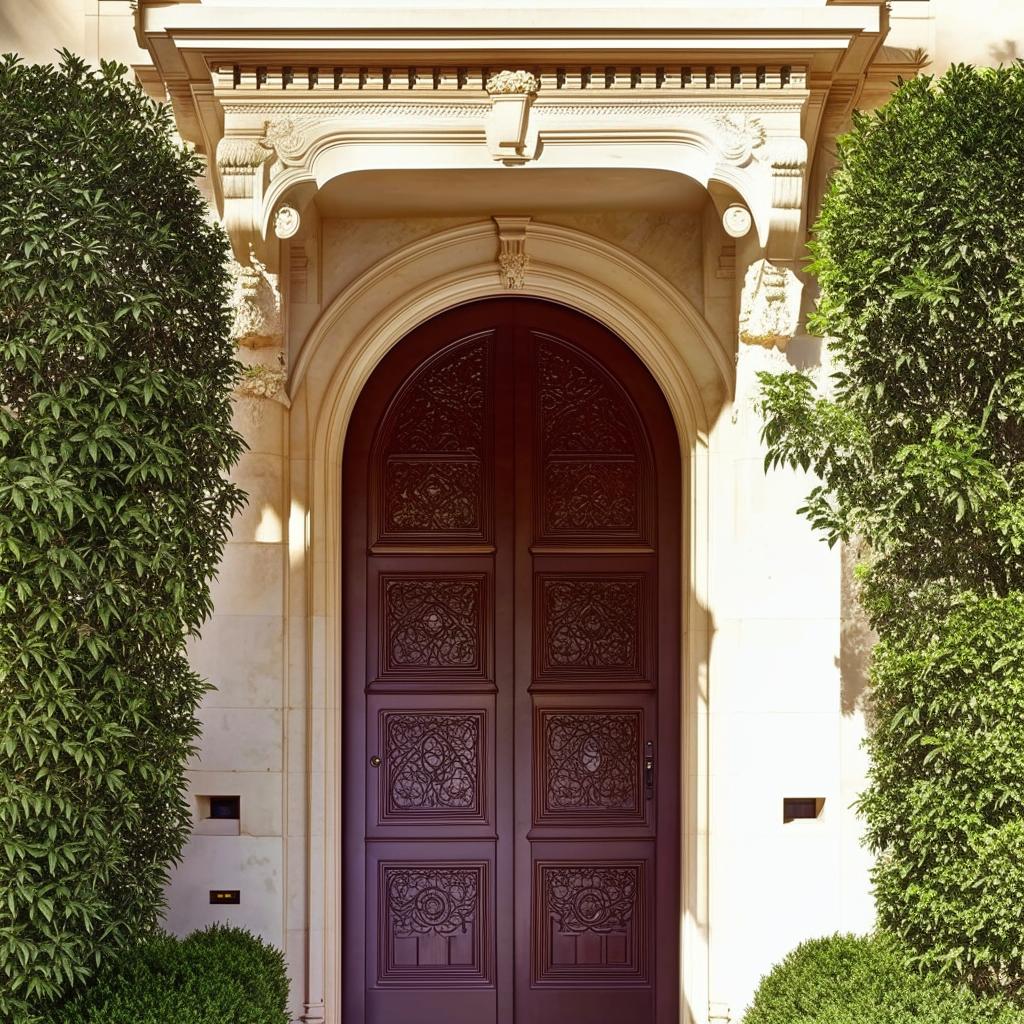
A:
[{"left": 342, "top": 298, "right": 680, "bottom": 1023}]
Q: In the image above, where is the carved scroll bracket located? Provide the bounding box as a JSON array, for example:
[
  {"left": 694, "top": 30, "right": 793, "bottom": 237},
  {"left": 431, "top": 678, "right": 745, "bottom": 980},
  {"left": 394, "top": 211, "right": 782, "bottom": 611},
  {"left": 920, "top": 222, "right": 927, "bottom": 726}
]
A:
[
  {"left": 494, "top": 215, "right": 531, "bottom": 289},
  {"left": 215, "top": 133, "right": 273, "bottom": 263},
  {"left": 766, "top": 135, "right": 808, "bottom": 262},
  {"left": 735, "top": 134, "right": 808, "bottom": 348}
]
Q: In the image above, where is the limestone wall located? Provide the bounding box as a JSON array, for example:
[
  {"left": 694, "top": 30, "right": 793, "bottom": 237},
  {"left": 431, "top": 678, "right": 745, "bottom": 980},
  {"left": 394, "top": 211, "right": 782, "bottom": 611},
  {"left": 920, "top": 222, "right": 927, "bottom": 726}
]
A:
[
  {"left": 0, "top": 1, "right": 146, "bottom": 68},
  {"left": 0, "top": 2, "right": 1020, "bottom": 1022}
]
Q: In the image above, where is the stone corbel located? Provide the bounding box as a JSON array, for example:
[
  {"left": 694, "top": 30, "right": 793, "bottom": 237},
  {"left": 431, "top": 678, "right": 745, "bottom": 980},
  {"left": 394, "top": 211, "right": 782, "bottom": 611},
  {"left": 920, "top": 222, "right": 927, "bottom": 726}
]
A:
[
  {"left": 738, "top": 258, "right": 803, "bottom": 350},
  {"left": 485, "top": 71, "right": 540, "bottom": 163},
  {"left": 227, "top": 248, "right": 283, "bottom": 349},
  {"left": 494, "top": 216, "right": 531, "bottom": 289},
  {"left": 738, "top": 135, "right": 807, "bottom": 349},
  {"left": 216, "top": 134, "right": 273, "bottom": 263},
  {"left": 766, "top": 136, "right": 808, "bottom": 262}
]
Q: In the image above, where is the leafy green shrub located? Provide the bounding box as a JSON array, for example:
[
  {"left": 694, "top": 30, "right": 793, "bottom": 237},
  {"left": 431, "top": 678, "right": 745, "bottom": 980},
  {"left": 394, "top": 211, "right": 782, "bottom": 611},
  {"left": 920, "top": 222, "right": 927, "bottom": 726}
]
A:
[
  {"left": 0, "top": 51, "right": 244, "bottom": 1019},
  {"left": 48, "top": 926, "right": 289, "bottom": 1024},
  {"left": 743, "top": 933, "right": 1023, "bottom": 1024},
  {"left": 758, "top": 63, "right": 1024, "bottom": 993}
]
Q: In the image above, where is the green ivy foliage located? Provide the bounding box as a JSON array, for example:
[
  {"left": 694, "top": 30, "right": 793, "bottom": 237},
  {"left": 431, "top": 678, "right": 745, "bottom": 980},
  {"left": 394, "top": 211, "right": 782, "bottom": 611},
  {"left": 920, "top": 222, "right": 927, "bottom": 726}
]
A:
[
  {"left": 48, "top": 926, "right": 289, "bottom": 1024},
  {"left": 0, "top": 52, "right": 244, "bottom": 1020},
  {"left": 758, "top": 64, "right": 1024, "bottom": 994},
  {"left": 743, "top": 933, "right": 1022, "bottom": 1024}
]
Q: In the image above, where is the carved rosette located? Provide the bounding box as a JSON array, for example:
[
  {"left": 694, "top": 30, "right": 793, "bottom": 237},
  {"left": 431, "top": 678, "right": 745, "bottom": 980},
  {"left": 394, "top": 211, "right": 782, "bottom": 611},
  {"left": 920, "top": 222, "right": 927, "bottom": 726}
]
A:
[
  {"left": 261, "top": 117, "right": 308, "bottom": 162},
  {"left": 386, "top": 865, "right": 479, "bottom": 937},
  {"left": 722, "top": 203, "right": 752, "bottom": 239},
  {"left": 739, "top": 258, "right": 804, "bottom": 349},
  {"left": 711, "top": 111, "right": 767, "bottom": 166},
  {"left": 273, "top": 204, "right": 301, "bottom": 239}
]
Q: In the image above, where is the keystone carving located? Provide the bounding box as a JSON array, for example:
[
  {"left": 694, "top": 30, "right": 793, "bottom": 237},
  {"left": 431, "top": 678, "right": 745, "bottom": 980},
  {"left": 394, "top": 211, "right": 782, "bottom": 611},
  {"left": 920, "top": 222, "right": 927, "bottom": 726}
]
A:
[
  {"left": 228, "top": 250, "right": 283, "bottom": 348},
  {"left": 485, "top": 70, "right": 539, "bottom": 163},
  {"left": 739, "top": 259, "right": 803, "bottom": 349},
  {"left": 494, "top": 216, "right": 531, "bottom": 289},
  {"left": 485, "top": 70, "right": 541, "bottom": 95}
]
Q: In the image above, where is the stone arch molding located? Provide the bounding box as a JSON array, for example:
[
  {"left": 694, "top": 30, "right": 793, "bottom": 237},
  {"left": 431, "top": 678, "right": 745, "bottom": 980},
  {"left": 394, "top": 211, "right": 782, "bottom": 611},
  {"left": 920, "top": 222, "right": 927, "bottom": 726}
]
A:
[
  {"left": 214, "top": 66, "right": 809, "bottom": 347},
  {"left": 290, "top": 218, "right": 719, "bottom": 1023},
  {"left": 294, "top": 218, "right": 730, "bottom": 446}
]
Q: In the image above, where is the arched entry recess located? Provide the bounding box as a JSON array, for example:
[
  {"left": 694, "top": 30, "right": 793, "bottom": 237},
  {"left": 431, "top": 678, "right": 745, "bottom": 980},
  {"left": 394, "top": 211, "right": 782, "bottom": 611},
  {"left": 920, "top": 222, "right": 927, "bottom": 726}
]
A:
[
  {"left": 289, "top": 221, "right": 730, "bottom": 1024},
  {"left": 343, "top": 297, "right": 678, "bottom": 1023}
]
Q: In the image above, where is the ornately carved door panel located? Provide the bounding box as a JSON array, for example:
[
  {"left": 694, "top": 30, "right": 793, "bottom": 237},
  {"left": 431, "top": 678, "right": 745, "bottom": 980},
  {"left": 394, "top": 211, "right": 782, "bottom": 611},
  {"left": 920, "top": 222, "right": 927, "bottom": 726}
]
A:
[{"left": 344, "top": 299, "right": 679, "bottom": 1024}]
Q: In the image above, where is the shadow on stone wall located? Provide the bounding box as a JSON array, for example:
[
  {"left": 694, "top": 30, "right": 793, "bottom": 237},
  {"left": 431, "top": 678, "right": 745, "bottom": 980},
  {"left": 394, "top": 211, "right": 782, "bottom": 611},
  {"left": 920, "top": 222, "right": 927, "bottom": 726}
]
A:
[
  {"left": 990, "top": 39, "right": 1020, "bottom": 64},
  {"left": 839, "top": 541, "right": 876, "bottom": 718}
]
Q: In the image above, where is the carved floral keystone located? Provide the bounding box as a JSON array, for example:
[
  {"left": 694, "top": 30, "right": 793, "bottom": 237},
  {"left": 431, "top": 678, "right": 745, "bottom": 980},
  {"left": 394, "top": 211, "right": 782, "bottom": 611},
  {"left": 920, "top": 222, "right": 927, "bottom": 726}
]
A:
[{"left": 494, "top": 216, "right": 531, "bottom": 289}]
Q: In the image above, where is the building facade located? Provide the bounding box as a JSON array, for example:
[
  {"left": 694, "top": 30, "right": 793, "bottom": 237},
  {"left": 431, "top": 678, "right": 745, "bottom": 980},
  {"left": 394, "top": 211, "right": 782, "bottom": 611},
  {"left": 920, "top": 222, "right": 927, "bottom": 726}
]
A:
[{"left": 4, "top": 3, "right": 1024, "bottom": 1022}]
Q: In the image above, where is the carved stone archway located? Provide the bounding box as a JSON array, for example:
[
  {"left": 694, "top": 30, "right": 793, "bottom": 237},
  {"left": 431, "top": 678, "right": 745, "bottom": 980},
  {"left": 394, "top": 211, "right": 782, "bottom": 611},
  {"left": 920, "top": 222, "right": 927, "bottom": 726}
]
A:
[{"left": 284, "top": 219, "right": 723, "bottom": 1023}]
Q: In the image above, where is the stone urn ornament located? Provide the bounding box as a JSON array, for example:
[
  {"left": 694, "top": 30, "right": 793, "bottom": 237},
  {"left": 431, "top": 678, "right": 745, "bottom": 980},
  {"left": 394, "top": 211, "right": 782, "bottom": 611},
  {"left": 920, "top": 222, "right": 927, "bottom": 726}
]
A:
[{"left": 485, "top": 70, "right": 540, "bottom": 161}]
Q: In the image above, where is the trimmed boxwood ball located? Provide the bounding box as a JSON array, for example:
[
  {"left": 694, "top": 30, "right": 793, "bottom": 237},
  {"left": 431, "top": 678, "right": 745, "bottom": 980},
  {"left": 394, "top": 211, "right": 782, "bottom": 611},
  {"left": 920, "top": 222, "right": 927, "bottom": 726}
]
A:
[
  {"left": 0, "top": 50, "right": 244, "bottom": 1021},
  {"left": 743, "top": 934, "right": 1022, "bottom": 1024},
  {"left": 47, "top": 926, "right": 289, "bottom": 1024}
]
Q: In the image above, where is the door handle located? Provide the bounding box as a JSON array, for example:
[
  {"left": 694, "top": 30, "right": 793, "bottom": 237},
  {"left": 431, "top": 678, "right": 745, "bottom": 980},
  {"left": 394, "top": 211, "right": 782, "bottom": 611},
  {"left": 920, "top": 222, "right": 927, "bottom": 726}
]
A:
[{"left": 644, "top": 740, "right": 655, "bottom": 800}]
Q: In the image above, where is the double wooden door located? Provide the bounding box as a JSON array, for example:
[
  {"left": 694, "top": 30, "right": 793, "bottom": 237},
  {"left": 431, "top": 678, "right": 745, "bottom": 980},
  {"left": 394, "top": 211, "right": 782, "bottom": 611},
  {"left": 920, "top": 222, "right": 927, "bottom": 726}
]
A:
[{"left": 343, "top": 298, "right": 680, "bottom": 1024}]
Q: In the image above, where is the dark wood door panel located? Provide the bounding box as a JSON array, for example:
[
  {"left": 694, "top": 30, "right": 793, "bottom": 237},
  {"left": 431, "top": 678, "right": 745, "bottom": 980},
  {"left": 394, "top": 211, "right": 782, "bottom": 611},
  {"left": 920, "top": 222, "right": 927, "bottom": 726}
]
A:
[
  {"left": 372, "top": 329, "right": 496, "bottom": 548},
  {"left": 531, "top": 692, "right": 655, "bottom": 835},
  {"left": 345, "top": 298, "right": 678, "bottom": 1024},
  {"left": 366, "top": 692, "right": 495, "bottom": 838},
  {"left": 365, "top": 555, "right": 495, "bottom": 690},
  {"left": 531, "top": 555, "right": 657, "bottom": 690}
]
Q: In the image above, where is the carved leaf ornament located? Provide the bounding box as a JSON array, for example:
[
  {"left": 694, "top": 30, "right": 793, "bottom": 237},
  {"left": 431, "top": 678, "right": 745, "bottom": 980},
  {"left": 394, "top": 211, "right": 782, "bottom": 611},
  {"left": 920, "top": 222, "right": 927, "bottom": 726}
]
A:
[
  {"left": 385, "top": 713, "right": 480, "bottom": 811},
  {"left": 546, "top": 866, "right": 638, "bottom": 935},
  {"left": 388, "top": 867, "right": 479, "bottom": 936},
  {"left": 545, "top": 712, "right": 640, "bottom": 810}
]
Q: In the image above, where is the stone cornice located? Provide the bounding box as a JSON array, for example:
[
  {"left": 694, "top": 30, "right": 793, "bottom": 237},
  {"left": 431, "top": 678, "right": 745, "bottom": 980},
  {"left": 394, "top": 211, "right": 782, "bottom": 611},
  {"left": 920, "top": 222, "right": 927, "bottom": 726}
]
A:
[
  {"left": 138, "top": 3, "right": 884, "bottom": 47},
  {"left": 132, "top": 1, "right": 910, "bottom": 352}
]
